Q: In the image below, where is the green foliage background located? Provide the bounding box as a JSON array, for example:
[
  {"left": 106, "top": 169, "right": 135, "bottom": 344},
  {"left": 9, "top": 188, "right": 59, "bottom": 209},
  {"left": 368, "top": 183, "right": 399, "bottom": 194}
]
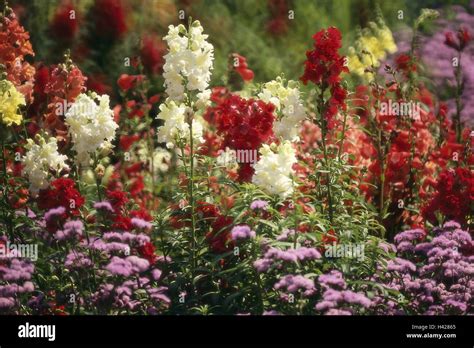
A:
[{"left": 11, "top": 0, "right": 471, "bottom": 87}]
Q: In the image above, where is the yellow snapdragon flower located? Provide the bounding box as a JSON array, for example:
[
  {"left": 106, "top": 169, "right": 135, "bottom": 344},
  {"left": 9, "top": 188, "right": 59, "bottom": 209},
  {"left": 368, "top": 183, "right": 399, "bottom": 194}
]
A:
[
  {"left": 347, "top": 20, "right": 397, "bottom": 82},
  {"left": 0, "top": 80, "right": 25, "bottom": 127}
]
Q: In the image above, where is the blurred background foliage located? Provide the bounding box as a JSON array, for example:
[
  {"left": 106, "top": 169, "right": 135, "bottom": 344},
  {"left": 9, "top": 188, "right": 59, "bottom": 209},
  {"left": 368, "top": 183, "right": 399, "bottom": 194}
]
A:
[{"left": 8, "top": 0, "right": 474, "bottom": 97}]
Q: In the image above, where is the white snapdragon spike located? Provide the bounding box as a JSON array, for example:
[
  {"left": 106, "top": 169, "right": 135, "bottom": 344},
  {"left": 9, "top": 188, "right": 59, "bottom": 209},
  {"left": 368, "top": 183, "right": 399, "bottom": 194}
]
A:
[
  {"left": 23, "top": 135, "right": 69, "bottom": 195},
  {"left": 152, "top": 148, "right": 172, "bottom": 173},
  {"left": 162, "top": 20, "right": 214, "bottom": 104},
  {"left": 252, "top": 141, "right": 297, "bottom": 199},
  {"left": 156, "top": 100, "right": 203, "bottom": 148},
  {"left": 65, "top": 93, "right": 118, "bottom": 165},
  {"left": 258, "top": 77, "right": 306, "bottom": 141}
]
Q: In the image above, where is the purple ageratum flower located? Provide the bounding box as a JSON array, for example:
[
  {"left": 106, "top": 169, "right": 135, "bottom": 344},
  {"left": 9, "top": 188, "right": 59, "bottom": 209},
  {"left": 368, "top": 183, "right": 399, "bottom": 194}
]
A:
[
  {"left": 65, "top": 252, "right": 92, "bottom": 269},
  {"left": 55, "top": 220, "right": 84, "bottom": 241},
  {"left": 94, "top": 201, "right": 114, "bottom": 213},
  {"left": 106, "top": 256, "right": 133, "bottom": 277},
  {"left": 253, "top": 258, "right": 273, "bottom": 272},
  {"left": 0, "top": 259, "right": 34, "bottom": 282},
  {"left": 262, "top": 310, "right": 281, "bottom": 315},
  {"left": 318, "top": 270, "right": 347, "bottom": 290},
  {"left": 230, "top": 225, "right": 256, "bottom": 241},
  {"left": 126, "top": 255, "right": 150, "bottom": 273},
  {"left": 250, "top": 199, "right": 269, "bottom": 210},
  {"left": 387, "top": 257, "right": 416, "bottom": 273},
  {"left": 394, "top": 229, "right": 425, "bottom": 244},
  {"left": 131, "top": 217, "right": 152, "bottom": 230},
  {"left": 276, "top": 229, "right": 295, "bottom": 241},
  {"left": 443, "top": 221, "right": 461, "bottom": 230},
  {"left": 341, "top": 290, "right": 372, "bottom": 308},
  {"left": 264, "top": 246, "right": 321, "bottom": 263},
  {"left": 326, "top": 308, "right": 352, "bottom": 315},
  {"left": 0, "top": 297, "right": 15, "bottom": 309},
  {"left": 274, "top": 274, "right": 316, "bottom": 296},
  {"left": 44, "top": 206, "right": 66, "bottom": 221}
]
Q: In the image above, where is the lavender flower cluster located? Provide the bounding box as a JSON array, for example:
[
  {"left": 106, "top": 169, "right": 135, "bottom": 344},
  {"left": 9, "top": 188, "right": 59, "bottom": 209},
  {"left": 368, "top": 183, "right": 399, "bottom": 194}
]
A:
[
  {"left": 254, "top": 246, "right": 321, "bottom": 272},
  {"left": 373, "top": 221, "right": 473, "bottom": 314}
]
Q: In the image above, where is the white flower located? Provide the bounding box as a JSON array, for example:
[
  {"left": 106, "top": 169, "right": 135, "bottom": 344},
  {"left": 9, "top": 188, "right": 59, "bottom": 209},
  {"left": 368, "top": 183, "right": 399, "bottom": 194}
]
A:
[
  {"left": 22, "top": 135, "right": 69, "bottom": 195},
  {"left": 152, "top": 148, "right": 172, "bottom": 173},
  {"left": 252, "top": 141, "right": 297, "bottom": 199},
  {"left": 162, "top": 20, "right": 214, "bottom": 105},
  {"left": 156, "top": 100, "right": 203, "bottom": 148},
  {"left": 258, "top": 77, "right": 306, "bottom": 141},
  {"left": 65, "top": 93, "right": 118, "bottom": 165}
]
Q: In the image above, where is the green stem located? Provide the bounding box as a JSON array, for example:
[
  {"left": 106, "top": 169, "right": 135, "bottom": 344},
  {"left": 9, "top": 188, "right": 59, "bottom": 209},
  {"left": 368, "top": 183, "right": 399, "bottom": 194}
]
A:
[
  {"left": 454, "top": 51, "right": 462, "bottom": 143},
  {"left": 189, "top": 117, "right": 197, "bottom": 278},
  {"left": 318, "top": 86, "right": 334, "bottom": 223},
  {"left": 1, "top": 134, "right": 13, "bottom": 239}
]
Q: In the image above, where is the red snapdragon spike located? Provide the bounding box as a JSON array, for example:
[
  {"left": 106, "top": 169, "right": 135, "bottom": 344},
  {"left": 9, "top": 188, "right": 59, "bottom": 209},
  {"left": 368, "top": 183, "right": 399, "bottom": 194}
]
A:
[
  {"left": 422, "top": 167, "right": 474, "bottom": 225},
  {"left": 117, "top": 74, "right": 145, "bottom": 91},
  {"left": 37, "top": 178, "right": 85, "bottom": 216},
  {"left": 445, "top": 31, "right": 459, "bottom": 50},
  {"left": 205, "top": 94, "right": 275, "bottom": 182},
  {"left": 140, "top": 34, "right": 166, "bottom": 75},
  {"left": 0, "top": 10, "right": 36, "bottom": 102},
  {"left": 300, "top": 27, "right": 348, "bottom": 129},
  {"left": 91, "top": 0, "right": 128, "bottom": 41},
  {"left": 457, "top": 27, "right": 471, "bottom": 50},
  {"left": 232, "top": 53, "right": 254, "bottom": 82},
  {"left": 138, "top": 242, "right": 157, "bottom": 264},
  {"left": 50, "top": 1, "right": 79, "bottom": 42}
]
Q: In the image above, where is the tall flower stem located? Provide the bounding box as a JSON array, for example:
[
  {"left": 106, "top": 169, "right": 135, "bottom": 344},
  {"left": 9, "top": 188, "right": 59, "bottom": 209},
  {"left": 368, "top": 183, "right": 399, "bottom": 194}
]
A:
[
  {"left": 1, "top": 133, "right": 13, "bottom": 239},
  {"left": 454, "top": 51, "right": 462, "bottom": 143},
  {"left": 188, "top": 113, "right": 197, "bottom": 278},
  {"left": 317, "top": 86, "right": 334, "bottom": 223},
  {"left": 93, "top": 153, "right": 102, "bottom": 202}
]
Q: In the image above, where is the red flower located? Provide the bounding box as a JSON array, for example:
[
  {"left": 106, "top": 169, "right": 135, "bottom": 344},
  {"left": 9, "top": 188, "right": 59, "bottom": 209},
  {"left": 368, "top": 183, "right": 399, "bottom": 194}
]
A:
[
  {"left": 395, "top": 53, "right": 417, "bottom": 73},
  {"left": 422, "top": 167, "right": 474, "bottom": 225},
  {"left": 300, "top": 27, "right": 348, "bottom": 129},
  {"left": 120, "top": 134, "right": 140, "bottom": 151},
  {"left": 231, "top": 53, "right": 254, "bottom": 82},
  {"left": 140, "top": 34, "right": 165, "bottom": 75},
  {"left": 117, "top": 74, "right": 145, "bottom": 91},
  {"left": 138, "top": 242, "right": 157, "bottom": 264},
  {"left": 204, "top": 95, "right": 275, "bottom": 181},
  {"left": 50, "top": 1, "right": 79, "bottom": 42},
  {"left": 266, "top": 0, "right": 289, "bottom": 36},
  {"left": 106, "top": 190, "right": 129, "bottom": 211},
  {"left": 130, "top": 176, "right": 145, "bottom": 196},
  {"left": 207, "top": 215, "right": 234, "bottom": 254},
  {"left": 37, "top": 178, "right": 85, "bottom": 216},
  {"left": 86, "top": 73, "right": 112, "bottom": 95},
  {"left": 445, "top": 27, "right": 471, "bottom": 51},
  {"left": 0, "top": 10, "right": 36, "bottom": 102},
  {"left": 91, "top": 0, "right": 127, "bottom": 40}
]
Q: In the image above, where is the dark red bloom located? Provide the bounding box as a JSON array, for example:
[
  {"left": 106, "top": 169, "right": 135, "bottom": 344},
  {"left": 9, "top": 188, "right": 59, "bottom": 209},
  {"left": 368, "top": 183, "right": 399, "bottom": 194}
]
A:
[
  {"left": 300, "top": 27, "right": 348, "bottom": 129},
  {"left": 140, "top": 34, "right": 165, "bottom": 75},
  {"left": 119, "top": 134, "right": 140, "bottom": 151},
  {"left": 231, "top": 53, "right": 254, "bottom": 82},
  {"left": 130, "top": 176, "right": 145, "bottom": 196},
  {"left": 266, "top": 0, "right": 289, "bottom": 36},
  {"left": 37, "top": 178, "right": 85, "bottom": 216},
  {"left": 50, "top": 1, "right": 79, "bottom": 42},
  {"left": 204, "top": 95, "right": 275, "bottom": 181},
  {"left": 117, "top": 74, "right": 145, "bottom": 92},
  {"left": 91, "top": 0, "right": 127, "bottom": 40},
  {"left": 422, "top": 167, "right": 474, "bottom": 225},
  {"left": 395, "top": 53, "right": 417, "bottom": 74},
  {"left": 138, "top": 242, "right": 157, "bottom": 264},
  {"left": 445, "top": 27, "right": 471, "bottom": 51},
  {"left": 206, "top": 215, "right": 234, "bottom": 254},
  {"left": 106, "top": 190, "right": 129, "bottom": 211}
]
